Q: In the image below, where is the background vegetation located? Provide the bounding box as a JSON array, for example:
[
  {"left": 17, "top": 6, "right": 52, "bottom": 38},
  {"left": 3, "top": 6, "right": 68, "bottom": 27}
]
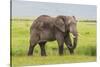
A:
[{"left": 11, "top": 17, "right": 96, "bottom": 67}]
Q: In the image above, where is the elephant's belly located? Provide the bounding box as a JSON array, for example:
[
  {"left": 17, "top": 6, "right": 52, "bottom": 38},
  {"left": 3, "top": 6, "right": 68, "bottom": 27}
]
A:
[{"left": 39, "top": 30, "right": 56, "bottom": 42}]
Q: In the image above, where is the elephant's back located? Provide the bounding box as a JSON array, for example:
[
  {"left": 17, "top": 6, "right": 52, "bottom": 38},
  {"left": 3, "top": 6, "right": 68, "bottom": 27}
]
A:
[
  {"left": 35, "top": 15, "right": 53, "bottom": 22},
  {"left": 31, "top": 15, "right": 55, "bottom": 30}
]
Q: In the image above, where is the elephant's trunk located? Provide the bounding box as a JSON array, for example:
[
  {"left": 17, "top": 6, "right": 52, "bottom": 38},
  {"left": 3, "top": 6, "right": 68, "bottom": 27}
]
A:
[{"left": 72, "top": 33, "right": 78, "bottom": 49}]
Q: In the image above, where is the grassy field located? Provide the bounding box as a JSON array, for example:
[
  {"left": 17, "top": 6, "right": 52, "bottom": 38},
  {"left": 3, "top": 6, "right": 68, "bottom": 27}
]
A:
[{"left": 11, "top": 18, "right": 96, "bottom": 67}]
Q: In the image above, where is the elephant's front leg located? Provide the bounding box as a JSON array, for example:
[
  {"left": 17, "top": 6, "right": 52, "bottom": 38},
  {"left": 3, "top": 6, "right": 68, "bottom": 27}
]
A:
[
  {"left": 39, "top": 42, "right": 47, "bottom": 56},
  {"left": 56, "top": 32, "right": 64, "bottom": 55},
  {"left": 58, "top": 44, "right": 64, "bottom": 55},
  {"left": 64, "top": 33, "right": 74, "bottom": 54}
]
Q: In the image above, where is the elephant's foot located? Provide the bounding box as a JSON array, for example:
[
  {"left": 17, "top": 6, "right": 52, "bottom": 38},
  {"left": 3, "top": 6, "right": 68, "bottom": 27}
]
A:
[
  {"left": 28, "top": 54, "right": 33, "bottom": 56},
  {"left": 59, "top": 49, "right": 64, "bottom": 56},
  {"left": 28, "top": 47, "right": 34, "bottom": 56},
  {"left": 59, "top": 45, "right": 64, "bottom": 56},
  {"left": 69, "top": 49, "right": 74, "bottom": 55},
  {"left": 41, "top": 54, "right": 46, "bottom": 56},
  {"left": 59, "top": 53, "right": 63, "bottom": 56},
  {"left": 28, "top": 44, "right": 36, "bottom": 56},
  {"left": 41, "top": 51, "right": 47, "bottom": 56},
  {"left": 28, "top": 51, "right": 33, "bottom": 56}
]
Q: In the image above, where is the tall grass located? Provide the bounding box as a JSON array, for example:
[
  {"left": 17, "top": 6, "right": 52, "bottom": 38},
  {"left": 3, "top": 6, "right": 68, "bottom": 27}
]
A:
[
  {"left": 11, "top": 19, "right": 96, "bottom": 66},
  {"left": 11, "top": 20, "right": 96, "bottom": 56}
]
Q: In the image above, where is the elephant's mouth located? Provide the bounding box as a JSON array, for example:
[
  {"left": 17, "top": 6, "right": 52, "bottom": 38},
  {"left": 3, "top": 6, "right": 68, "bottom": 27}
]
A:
[{"left": 71, "top": 31, "right": 78, "bottom": 38}]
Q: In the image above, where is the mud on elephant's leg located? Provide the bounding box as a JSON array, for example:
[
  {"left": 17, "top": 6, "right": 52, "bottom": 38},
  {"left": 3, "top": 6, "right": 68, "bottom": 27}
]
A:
[
  {"left": 39, "top": 42, "right": 47, "bottom": 56},
  {"left": 28, "top": 41, "right": 37, "bottom": 56},
  {"left": 64, "top": 34, "right": 74, "bottom": 54}
]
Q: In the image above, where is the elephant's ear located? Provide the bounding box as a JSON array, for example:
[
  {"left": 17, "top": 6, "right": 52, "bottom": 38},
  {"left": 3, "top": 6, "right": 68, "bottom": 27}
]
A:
[
  {"left": 72, "top": 16, "right": 78, "bottom": 22},
  {"left": 54, "top": 16, "right": 66, "bottom": 32}
]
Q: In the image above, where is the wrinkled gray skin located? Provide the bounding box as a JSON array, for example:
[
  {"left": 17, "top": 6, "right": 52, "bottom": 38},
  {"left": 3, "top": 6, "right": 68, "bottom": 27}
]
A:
[{"left": 28, "top": 15, "right": 78, "bottom": 56}]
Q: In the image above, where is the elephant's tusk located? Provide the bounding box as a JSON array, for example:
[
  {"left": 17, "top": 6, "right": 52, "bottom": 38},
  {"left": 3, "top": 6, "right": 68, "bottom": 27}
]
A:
[{"left": 72, "top": 35, "right": 76, "bottom": 38}]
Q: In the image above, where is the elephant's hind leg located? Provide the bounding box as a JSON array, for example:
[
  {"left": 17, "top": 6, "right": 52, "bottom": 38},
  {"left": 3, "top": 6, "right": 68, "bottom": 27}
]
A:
[
  {"left": 28, "top": 41, "right": 37, "bottom": 56},
  {"left": 39, "top": 42, "right": 47, "bottom": 56}
]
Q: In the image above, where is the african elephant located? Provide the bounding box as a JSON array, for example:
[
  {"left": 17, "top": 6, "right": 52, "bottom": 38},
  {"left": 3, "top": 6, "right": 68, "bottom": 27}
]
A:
[{"left": 28, "top": 15, "right": 78, "bottom": 56}]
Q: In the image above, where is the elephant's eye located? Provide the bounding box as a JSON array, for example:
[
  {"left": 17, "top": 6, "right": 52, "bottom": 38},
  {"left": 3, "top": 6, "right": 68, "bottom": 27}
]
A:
[{"left": 69, "top": 22, "right": 76, "bottom": 27}]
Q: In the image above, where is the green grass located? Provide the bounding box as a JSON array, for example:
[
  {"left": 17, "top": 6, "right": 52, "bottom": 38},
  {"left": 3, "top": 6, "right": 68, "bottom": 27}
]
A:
[
  {"left": 12, "top": 55, "right": 96, "bottom": 67},
  {"left": 11, "top": 19, "right": 96, "bottom": 67}
]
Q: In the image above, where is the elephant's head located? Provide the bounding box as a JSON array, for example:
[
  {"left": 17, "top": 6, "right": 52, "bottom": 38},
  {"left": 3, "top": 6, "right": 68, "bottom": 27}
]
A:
[{"left": 55, "top": 15, "right": 78, "bottom": 49}]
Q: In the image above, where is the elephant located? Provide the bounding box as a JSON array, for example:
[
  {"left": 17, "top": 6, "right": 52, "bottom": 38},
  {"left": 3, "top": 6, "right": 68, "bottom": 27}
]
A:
[{"left": 28, "top": 15, "right": 78, "bottom": 56}]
